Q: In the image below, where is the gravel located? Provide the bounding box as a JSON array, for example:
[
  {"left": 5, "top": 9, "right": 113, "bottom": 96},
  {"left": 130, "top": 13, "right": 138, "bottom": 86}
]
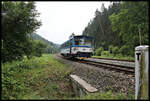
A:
[{"left": 54, "top": 55, "right": 135, "bottom": 96}]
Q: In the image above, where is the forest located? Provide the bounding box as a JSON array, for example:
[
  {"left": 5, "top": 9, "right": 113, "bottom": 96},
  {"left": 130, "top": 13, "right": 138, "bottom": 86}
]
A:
[{"left": 82, "top": 1, "right": 149, "bottom": 57}]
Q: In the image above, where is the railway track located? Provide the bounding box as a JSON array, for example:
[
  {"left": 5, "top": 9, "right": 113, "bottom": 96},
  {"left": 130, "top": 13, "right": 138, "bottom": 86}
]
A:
[
  {"left": 91, "top": 57, "right": 135, "bottom": 62},
  {"left": 57, "top": 54, "right": 135, "bottom": 75},
  {"left": 79, "top": 59, "right": 135, "bottom": 74}
]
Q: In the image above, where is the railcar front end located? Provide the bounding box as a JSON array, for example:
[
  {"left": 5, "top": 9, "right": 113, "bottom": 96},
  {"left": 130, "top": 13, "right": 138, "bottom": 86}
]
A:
[
  {"left": 60, "top": 35, "right": 94, "bottom": 58},
  {"left": 71, "top": 35, "right": 94, "bottom": 58}
]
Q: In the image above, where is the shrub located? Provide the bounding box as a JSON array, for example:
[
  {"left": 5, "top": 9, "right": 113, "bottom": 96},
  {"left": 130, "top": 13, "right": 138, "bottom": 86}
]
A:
[
  {"left": 2, "top": 62, "right": 26, "bottom": 99},
  {"left": 101, "top": 51, "right": 110, "bottom": 56},
  {"left": 2, "top": 57, "right": 39, "bottom": 99},
  {"left": 116, "top": 53, "right": 123, "bottom": 58},
  {"left": 95, "top": 47, "right": 104, "bottom": 56},
  {"left": 111, "top": 46, "right": 119, "bottom": 56},
  {"left": 108, "top": 45, "right": 114, "bottom": 54},
  {"left": 119, "top": 45, "right": 129, "bottom": 56},
  {"left": 119, "top": 45, "right": 135, "bottom": 57}
]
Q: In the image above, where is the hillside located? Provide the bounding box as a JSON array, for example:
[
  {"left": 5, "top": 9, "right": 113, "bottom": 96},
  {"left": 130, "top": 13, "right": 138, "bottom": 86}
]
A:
[{"left": 29, "top": 33, "right": 60, "bottom": 53}]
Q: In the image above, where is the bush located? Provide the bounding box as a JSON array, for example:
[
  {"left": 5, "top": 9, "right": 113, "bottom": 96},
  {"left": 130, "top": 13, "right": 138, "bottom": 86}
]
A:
[
  {"left": 31, "top": 40, "right": 47, "bottom": 57},
  {"left": 2, "top": 62, "right": 26, "bottom": 99},
  {"left": 111, "top": 46, "right": 119, "bottom": 56},
  {"left": 119, "top": 45, "right": 129, "bottom": 56},
  {"left": 101, "top": 51, "right": 110, "bottom": 56},
  {"left": 2, "top": 57, "right": 39, "bottom": 99},
  {"left": 108, "top": 45, "right": 113, "bottom": 54},
  {"left": 116, "top": 53, "right": 123, "bottom": 58},
  {"left": 95, "top": 47, "right": 104, "bottom": 56},
  {"left": 119, "top": 45, "right": 135, "bottom": 57}
]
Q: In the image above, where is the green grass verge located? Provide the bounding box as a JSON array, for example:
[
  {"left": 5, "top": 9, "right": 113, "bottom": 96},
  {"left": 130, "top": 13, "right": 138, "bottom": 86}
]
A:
[
  {"left": 93, "top": 51, "right": 135, "bottom": 61},
  {"left": 2, "top": 54, "right": 73, "bottom": 100},
  {"left": 80, "top": 90, "right": 135, "bottom": 100}
]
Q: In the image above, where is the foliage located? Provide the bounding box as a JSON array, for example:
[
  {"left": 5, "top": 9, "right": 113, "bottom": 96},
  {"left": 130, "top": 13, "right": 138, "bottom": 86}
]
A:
[
  {"left": 101, "top": 51, "right": 110, "bottom": 57},
  {"left": 109, "top": 1, "right": 149, "bottom": 56},
  {"left": 79, "top": 90, "right": 134, "bottom": 100},
  {"left": 83, "top": 2, "right": 149, "bottom": 57},
  {"left": 2, "top": 54, "right": 73, "bottom": 100},
  {"left": 111, "top": 46, "right": 119, "bottom": 56},
  {"left": 95, "top": 47, "right": 104, "bottom": 56},
  {"left": 1, "top": 1, "right": 41, "bottom": 63},
  {"left": 29, "top": 33, "right": 60, "bottom": 53},
  {"left": 93, "top": 52, "right": 135, "bottom": 61},
  {"left": 82, "top": 2, "right": 122, "bottom": 50},
  {"left": 119, "top": 45, "right": 130, "bottom": 56},
  {"left": 32, "top": 40, "right": 47, "bottom": 57},
  {"left": 108, "top": 45, "right": 113, "bottom": 54}
]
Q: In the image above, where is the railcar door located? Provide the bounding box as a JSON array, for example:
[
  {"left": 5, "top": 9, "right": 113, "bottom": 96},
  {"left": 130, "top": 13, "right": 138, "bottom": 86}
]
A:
[{"left": 70, "top": 41, "right": 72, "bottom": 54}]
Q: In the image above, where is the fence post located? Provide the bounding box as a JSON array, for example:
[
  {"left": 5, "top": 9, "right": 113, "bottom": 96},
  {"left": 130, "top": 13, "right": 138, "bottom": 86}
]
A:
[{"left": 135, "top": 45, "right": 149, "bottom": 99}]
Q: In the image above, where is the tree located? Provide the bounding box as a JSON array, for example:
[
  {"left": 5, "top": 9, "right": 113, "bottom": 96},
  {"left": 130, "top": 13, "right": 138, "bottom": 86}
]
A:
[
  {"left": 2, "top": 1, "right": 41, "bottom": 62},
  {"left": 32, "top": 40, "right": 47, "bottom": 57},
  {"left": 109, "top": 1, "right": 149, "bottom": 56},
  {"left": 82, "top": 2, "right": 122, "bottom": 50}
]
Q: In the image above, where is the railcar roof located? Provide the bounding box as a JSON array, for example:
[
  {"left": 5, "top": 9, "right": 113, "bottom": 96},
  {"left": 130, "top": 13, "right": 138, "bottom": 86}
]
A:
[
  {"left": 74, "top": 35, "right": 93, "bottom": 39},
  {"left": 61, "top": 35, "right": 93, "bottom": 46}
]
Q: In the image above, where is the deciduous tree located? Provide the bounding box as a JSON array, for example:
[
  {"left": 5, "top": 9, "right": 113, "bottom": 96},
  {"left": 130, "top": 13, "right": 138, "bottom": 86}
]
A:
[{"left": 2, "top": 1, "right": 41, "bottom": 62}]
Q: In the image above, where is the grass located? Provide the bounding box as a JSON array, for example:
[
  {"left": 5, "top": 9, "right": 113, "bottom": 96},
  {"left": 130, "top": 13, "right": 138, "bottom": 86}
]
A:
[
  {"left": 93, "top": 51, "right": 135, "bottom": 61},
  {"left": 72, "top": 90, "right": 134, "bottom": 100},
  {"left": 2, "top": 54, "right": 74, "bottom": 100},
  {"left": 80, "top": 91, "right": 125, "bottom": 100}
]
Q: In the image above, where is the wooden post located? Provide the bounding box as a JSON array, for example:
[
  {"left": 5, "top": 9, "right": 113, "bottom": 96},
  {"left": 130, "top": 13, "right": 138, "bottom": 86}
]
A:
[
  {"left": 138, "top": 27, "right": 142, "bottom": 45},
  {"left": 135, "top": 45, "right": 149, "bottom": 99}
]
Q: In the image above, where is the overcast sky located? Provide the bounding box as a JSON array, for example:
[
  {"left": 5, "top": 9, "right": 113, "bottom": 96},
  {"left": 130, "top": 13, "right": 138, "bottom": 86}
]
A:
[{"left": 35, "top": 2, "right": 111, "bottom": 44}]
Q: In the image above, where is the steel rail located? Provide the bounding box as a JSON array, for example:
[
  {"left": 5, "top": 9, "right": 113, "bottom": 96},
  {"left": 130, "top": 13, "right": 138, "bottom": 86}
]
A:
[
  {"left": 57, "top": 55, "right": 135, "bottom": 74},
  {"left": 91, "top": 57, "right": 135, "bottom": 62},
  {"left": 79, "top": 59, "right": 135, "bottom": 74}
]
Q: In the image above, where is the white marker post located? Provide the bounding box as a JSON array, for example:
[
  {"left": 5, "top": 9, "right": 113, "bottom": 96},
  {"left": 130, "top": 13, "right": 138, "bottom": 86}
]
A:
[{"left": 135, "top": 45, "right": 149, "bottom": 99}]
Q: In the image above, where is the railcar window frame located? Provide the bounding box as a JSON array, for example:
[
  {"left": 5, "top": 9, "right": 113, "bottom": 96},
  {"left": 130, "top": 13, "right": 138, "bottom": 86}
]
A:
[{"left": 74, "top": 36, "right": 93, "bottom": 47}]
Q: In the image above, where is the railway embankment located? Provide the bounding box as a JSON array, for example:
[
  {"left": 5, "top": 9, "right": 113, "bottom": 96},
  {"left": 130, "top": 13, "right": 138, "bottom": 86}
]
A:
[{"left": 54, "top": 54, "right": 135, "bottom": 98}]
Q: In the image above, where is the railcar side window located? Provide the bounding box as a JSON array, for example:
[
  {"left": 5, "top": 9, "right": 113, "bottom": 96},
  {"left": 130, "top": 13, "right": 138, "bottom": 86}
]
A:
[
  {"left": 75, "top": 39, "right": 79, "bottom": 45},
  {"left": 75, "top": 38, "right": 92, "bottom": 46},
  {"left": 67, "top": 42, "right": 69, "bottom": 47},
  {"left": 75, "top": 38, "right": 84, "bottom": 45},
  {"left": 84, "top": 38, "right": 92, "bottom": 46}
]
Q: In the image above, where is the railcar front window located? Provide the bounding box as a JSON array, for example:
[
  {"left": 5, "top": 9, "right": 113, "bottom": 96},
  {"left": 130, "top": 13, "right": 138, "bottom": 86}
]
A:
[
  {"left": 84, "top": 38, "right": 92, "bottom": 46},
  {"left": 74, "top": 38, "right": 92, "bottom": 46},
  {"left": 75, "top": 38, "right": 84, "bottom": 45}
]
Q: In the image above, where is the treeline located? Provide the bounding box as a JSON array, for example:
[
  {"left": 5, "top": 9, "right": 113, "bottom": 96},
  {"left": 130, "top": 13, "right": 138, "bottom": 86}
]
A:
[
  {"left": 1, "top": 1, "right": 59, "bottom": 63},
  {"left": 29, "top": 33, "right": 60, "bottom": 54},
  {"left": 82, "top": 2, "right": 149, "bottom": 57}
]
